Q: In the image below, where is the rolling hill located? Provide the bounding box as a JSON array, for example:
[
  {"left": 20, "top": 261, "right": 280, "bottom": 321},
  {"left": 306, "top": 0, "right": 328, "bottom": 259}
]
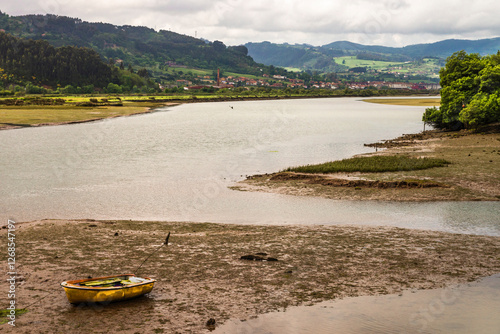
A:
[
  {"left": 246, "top": 38, "right": 500, "bottom": 73},
  {"left": 0, "top": 11, "right": 267, "bottom": 78},
  {"left": 2, "top": 10, "right": 499, "bottom": 82}
]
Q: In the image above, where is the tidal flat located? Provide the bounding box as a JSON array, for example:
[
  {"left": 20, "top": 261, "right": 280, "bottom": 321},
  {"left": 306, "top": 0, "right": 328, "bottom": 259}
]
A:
[{"left": 1, "top": 219, "right": 499, "bottom": 333}]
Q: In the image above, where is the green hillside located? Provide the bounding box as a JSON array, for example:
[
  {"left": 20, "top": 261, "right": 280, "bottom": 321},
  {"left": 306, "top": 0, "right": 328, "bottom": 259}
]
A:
[
  {"left": 0, "top": 11, "right": 277, "bottom": 83},
  {"left": 245, "top": 42, "right": 347, "bottom": 72},
  {"left": 246, "top": 38, "right": 500, "bottom": 75},
  {"left": 0, "top": 31, "right": 156, "bottom": 94},
  {"left": 334, "top": 56, "right": 442, "bottom": 79},
  {"left": 334, "top": 56, "right": 407, "bottom": 69}
]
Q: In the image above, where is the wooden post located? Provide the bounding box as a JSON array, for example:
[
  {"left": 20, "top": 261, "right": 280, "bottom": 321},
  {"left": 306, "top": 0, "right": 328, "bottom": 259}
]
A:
[{"left": 423, "top": 110, "right": 426, "bottom": 132}]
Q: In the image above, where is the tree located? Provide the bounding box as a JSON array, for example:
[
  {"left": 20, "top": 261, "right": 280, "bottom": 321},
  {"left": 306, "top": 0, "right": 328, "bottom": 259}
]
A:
[
  {"left": 229, "top": 45, "right": 248, "bottom": 56},
  {"left": 212, "top": 40, "right": 226, "bottom": 52},
  {"left": 269, "top": 65, "right": 276, "bottom": 76},
  {"left": 106, "top": 82, "right": 122, "bottom": 93},
  {"left": 423, "top": 50, "right": 500, "bottom": 130},
  {"left": 459, "top": 92, "right": 500, "bottom": 127},
  {"left": 478, "top": 62, "right": 500, "bottom": 94},
  {"left": 137, "top": 68, "right": 149, "bottom": 78},
  {"left": 61, "top": 84, "right": 76, "bottom": 94},
  {"left": 25, "top": 83, "right": 47, "bottom": 94},
  {"left": 81, "top": 84, "right": 94, "bottom": 94}
]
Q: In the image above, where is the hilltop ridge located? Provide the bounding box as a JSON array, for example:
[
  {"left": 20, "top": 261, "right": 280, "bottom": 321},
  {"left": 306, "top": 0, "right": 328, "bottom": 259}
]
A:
[{"left": 246, "top": 37, "right": 500, "bottom": 72}]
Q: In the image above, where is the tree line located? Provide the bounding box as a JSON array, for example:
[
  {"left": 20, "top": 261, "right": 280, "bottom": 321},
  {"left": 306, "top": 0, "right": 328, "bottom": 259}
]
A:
[
  {"left": 0, "top": 31, "right": 113, "bottom": 87},
  {"left": 424, "top": 51, "right": 500, "bottom": 129},
  {"left": 0, "top": 32, "right": 157, "bottom": 93}
]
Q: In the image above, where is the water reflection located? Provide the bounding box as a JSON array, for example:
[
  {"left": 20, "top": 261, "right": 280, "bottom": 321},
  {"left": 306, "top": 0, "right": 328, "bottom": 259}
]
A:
[{"left": 214, "top": 274, "right": 500, "bottom": 334}]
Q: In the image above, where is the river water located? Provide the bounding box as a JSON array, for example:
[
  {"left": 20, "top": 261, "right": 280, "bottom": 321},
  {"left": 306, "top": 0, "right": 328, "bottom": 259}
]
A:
[{"left": 1, "top": 97, "right": 498, "bottom": 235}]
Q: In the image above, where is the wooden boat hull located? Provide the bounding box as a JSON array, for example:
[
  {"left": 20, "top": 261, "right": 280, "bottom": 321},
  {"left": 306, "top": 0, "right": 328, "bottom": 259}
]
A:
[{"left": 61, "top": 274, "right": 156, "bottom": 304}]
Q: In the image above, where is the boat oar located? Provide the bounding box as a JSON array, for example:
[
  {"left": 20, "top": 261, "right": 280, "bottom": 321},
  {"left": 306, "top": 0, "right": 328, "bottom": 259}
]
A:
[{"left": 133, "top": 232, "right": 170, "bottom": 275}]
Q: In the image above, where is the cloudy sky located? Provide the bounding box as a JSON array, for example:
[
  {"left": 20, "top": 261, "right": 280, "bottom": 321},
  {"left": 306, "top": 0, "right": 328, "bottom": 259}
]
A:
[{"left": 2, "top": 0, "right": 499, "bottom": 46}]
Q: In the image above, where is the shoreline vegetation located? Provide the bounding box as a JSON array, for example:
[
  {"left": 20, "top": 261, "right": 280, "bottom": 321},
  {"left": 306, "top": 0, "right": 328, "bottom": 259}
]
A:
[
  {"left": 283, "top": 155, "right": 451, "bottom": 173},
  {"left": 0, "top": 219, "right": 499, "bottom": 333},
  {"left": 238, "top": 127, "right": 500, "bottom": 202},
  {"left": 0, "top": 93, "right": 436, "bottom": 131}
]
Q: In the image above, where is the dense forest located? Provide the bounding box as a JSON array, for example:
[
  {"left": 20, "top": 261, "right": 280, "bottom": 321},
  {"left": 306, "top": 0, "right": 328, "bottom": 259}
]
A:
[
  {"left": 0, "top": 11, "right": 267, "bottom": 77},
  {"left": 0, "top": 31, "right": 155, "bottom": 93},
  {"left": 424, "top": 51, "right": 500, "bottom": 129},
  {"left": 0, "top": 31, "right": 112, "bottom": 87}
]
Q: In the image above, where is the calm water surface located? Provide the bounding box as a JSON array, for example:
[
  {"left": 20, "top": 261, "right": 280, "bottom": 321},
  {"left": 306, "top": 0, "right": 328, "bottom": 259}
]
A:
[
  {"left": 0, "top": 97, "right": 499, "bottom": 235},
  {"left": 214, "top": 274, "right": 500, "bottom": 334}
]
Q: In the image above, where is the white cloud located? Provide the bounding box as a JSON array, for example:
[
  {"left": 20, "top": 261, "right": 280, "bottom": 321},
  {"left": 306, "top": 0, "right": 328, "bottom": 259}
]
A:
[{"left": 1, "top": 0, "right": 500, "bottom": 46}]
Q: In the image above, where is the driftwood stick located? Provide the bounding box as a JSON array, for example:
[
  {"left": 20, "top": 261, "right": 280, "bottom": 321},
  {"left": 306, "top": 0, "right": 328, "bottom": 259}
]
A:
[{"left": 133, "top": 232, "right": 170, "bottom": 275}]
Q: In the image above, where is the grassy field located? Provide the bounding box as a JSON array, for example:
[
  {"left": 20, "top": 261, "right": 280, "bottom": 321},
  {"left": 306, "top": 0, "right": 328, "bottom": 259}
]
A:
[
  {"left": 363, "top": 98, "right": 441, "bottom": 107},
  {"left": 164, "top": 67, "right": 212, "bottom": 76},
  {"left": 0, "top": 93, "right": 255, "bottom": 129},
  {"left": 283, "top": 67, "right": 303, "bottom": 72},
  {"left": 285, "top": 155, "right": 450, "bottom": 173},
  {"left": 0, "top": 101, "right": 168, "bottom": 129},
  {"left": 0, "top": 94, "right": 281, "bottom": 129},
  {"left": 164, "top": 66, "right": 271, "bottom": 81},
  {"left": 0, "top": 93, "right": 290, "bottom": 129},
  {"left": 334, "top": 56, "right": 406, "bottom": 69},
  {"left": 335, "top": 57, "right": 441, "bottom": 79}
]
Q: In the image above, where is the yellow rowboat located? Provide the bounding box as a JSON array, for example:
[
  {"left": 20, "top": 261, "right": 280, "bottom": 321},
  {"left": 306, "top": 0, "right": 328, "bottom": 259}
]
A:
[{"left": 61, "top": 274, "right": 156, "bottom": 304}]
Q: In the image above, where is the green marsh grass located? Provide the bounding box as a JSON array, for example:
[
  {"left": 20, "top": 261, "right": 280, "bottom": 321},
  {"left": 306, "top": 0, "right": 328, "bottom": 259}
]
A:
[
  {"left": 0, "top": 309, "right": 28, "bottom": 324},
  {"left": 0, "top": 103, "right": 159, "bottom": 127},
  {"left": 285, "top": 155, "right": 450, "bottom": 173}
]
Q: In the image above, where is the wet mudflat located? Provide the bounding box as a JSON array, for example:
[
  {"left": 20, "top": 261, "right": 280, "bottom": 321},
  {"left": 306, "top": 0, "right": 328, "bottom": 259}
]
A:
[
  {"left": 215, "top": 274, "right": 500, "bottom": 334},
  {"left": 1, "top": 219, "right": 499, "bottom": 333}
]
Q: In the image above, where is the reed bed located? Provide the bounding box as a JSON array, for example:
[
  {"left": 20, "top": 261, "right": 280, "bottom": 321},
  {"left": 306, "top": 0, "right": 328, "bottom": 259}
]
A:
[{"left": 285, "top": 155, "right": 450, "bottom": 173}]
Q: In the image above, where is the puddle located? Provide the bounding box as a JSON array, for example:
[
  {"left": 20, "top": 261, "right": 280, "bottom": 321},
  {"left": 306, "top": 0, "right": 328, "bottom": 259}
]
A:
[{"left": 214, "top": 274, "right": 500, "bottom": 334}]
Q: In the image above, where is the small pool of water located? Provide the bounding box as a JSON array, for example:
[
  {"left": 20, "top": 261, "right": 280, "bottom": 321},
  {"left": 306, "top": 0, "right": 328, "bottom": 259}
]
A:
[{"left": 214, "top": 274, "right": 500, "bottom": 334}]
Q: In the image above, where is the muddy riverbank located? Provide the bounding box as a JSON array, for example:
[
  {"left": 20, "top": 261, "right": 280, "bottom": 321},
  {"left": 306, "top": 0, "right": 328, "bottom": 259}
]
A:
[{"left": 1, "top": 219, "right": 499, "bottom": 333}]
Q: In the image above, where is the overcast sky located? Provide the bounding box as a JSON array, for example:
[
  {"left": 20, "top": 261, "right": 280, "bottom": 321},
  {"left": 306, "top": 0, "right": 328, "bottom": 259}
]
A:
[{"left": 2, "top": 0, "right": 499, "bottom": 47}]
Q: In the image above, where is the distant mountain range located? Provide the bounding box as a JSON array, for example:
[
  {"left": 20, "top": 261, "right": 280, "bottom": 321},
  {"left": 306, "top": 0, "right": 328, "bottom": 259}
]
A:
[{"left": 246, "top": 38, "right": 500, "bottom": 72}]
